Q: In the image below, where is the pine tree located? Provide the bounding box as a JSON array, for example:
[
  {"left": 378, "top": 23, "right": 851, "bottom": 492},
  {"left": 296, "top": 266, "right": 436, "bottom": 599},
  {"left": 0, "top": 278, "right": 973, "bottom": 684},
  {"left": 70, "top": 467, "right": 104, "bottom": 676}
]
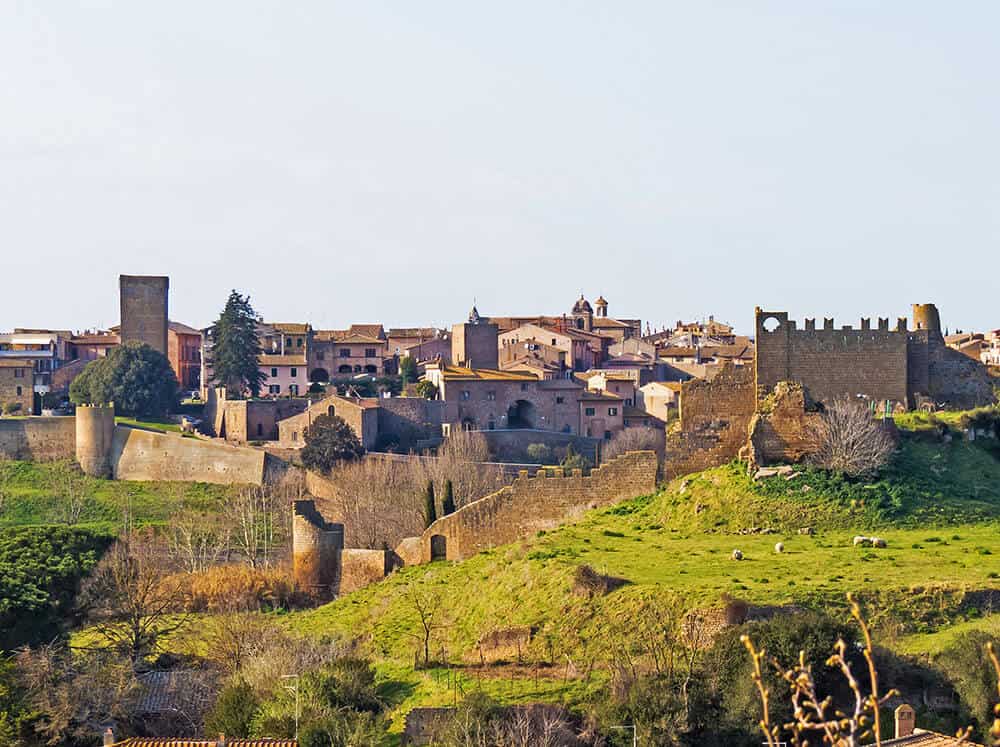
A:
[
  {"left": 424, "top": 480, "right": 437, "bottom": 528},
  {"left": 209, "top": 290, "right": 266, "bottom": 398},
  {"left": 442, "top": 479, "right": 455, "bottom": 515}
]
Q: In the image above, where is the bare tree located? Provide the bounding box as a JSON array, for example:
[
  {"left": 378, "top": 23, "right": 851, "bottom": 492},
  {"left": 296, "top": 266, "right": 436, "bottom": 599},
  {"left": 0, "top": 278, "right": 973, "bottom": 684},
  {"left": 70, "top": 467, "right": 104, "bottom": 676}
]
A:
[
  {"left": 78, "top": 533, "right": 189, "bottom": 664},
  {"left": 602, "top": 426, "right": 666, "bottom": 464},
  {"left": 226, "top": 484, "right": 283, "bottom": 568},
  {"left": 50, "top": 462, "right": 89, "bottom": 525},
  {"left": 401, "top": 583, "right": 447, "bottom": 667},
  {"left": 167, "top": 509, "right": 231, "bottom": 573},
  {"left": 809, "top": 397, "right": 896, "bottom": 478}
]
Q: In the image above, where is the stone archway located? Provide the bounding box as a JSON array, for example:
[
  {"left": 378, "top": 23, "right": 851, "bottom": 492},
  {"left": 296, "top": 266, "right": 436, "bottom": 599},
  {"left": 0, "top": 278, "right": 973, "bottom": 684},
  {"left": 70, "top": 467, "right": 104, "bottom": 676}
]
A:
[
  {"left": 506, "top": 399, "right": 536, "bottom": 429},
  {"left": 430, "top": 534, "right": 447, "bottom": 561}
]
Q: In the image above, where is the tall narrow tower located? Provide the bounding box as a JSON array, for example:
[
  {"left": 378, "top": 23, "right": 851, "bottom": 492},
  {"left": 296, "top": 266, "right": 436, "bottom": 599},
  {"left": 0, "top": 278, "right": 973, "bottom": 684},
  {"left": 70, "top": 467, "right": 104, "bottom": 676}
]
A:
[{"left": 119, "top": 275, "right": 169, "bottom": 355}]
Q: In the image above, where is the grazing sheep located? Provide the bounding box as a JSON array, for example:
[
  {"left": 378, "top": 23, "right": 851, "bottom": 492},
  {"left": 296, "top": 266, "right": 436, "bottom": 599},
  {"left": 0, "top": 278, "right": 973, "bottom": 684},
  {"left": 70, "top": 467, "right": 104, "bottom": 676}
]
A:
[
  {"left": 731, "top": 549, "right": 743, "bottom": 561},
  {"left": 798, "top": 527, "right": 814, "bottom": 535},
  {"left": 872, "top": 537, "right": 887, "bottom": 548},
  {"left": 774, "top": 542, "right": 784, "bottom": 554},
  {"left": 853, "top": 536, "right": 869, "bottom": 547}
]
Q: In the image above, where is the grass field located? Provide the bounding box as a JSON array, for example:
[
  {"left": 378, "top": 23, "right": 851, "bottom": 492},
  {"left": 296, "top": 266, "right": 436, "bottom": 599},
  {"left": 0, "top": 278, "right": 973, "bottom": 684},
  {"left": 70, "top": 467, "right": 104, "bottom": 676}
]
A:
[{"left": 0, "top": 459, "right": 235, "bottom": 529}]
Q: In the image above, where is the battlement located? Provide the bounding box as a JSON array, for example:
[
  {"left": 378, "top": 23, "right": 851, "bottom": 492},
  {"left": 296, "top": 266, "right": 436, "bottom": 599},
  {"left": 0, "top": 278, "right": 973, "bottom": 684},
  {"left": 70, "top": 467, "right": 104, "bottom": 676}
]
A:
[{"left": 755, "top": 309, "right": 910, "bottom": 336}]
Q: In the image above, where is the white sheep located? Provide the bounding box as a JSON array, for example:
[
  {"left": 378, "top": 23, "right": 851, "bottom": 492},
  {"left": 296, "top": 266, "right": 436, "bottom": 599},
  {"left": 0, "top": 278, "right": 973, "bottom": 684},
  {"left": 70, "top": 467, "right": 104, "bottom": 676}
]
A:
[
  {"left": 872, "top": 537, "right": 887, "bottom": 548},
  {"left": 731, "top": 549, "right": 743, "bottom": 561},
  {"left": 853, "top": 536, "right": 868, "bottom": 547},
  {"left": 774, "top": 542, "right": 784, "bottom": 554}
]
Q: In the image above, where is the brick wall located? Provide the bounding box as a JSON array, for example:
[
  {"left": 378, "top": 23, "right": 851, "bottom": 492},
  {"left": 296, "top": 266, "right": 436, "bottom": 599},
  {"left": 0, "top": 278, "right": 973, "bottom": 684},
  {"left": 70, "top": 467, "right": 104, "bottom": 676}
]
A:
[
  {"left": 410, "top": 450, "right": 658, "bottom": 562},
  {"left": 216, "top": 398, "right": 308, "bottom": 442},
  {"left": 0, "top": 417, "right": 76, "bottom": 461}
]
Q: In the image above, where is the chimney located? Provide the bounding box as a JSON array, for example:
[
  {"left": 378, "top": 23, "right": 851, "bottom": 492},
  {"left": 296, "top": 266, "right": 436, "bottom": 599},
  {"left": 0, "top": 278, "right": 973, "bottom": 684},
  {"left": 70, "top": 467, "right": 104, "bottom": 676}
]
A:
[
  {"left": 103, "top": 728, "right": 115, "bottom": 747},
  {"left": 894, "top": 703, "right": 916, "bottom": 739}
]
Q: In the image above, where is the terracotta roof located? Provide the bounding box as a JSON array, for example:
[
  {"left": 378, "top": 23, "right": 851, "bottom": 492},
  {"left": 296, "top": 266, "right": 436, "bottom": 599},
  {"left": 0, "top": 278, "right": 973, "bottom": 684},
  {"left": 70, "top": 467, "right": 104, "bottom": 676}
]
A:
[
  {"left": 268, "top": 322, "right": 311, "bottom": 334},
  {"left": 435, "top": 365, "right": 538, "bottom": 382},
  {"left": 111, "top": 740, "right": 296, "bottom": 747},
  {"left": 591, "top": 317, "right": 630, "bottom": 328},
  {"left": 658, "top": 347, "right": 699, "bottom": 358},
  {"left": 643, "top": 381, "right": 683, "bottom": 392},
  {"left": 168, "top": 321, "right": 202, "bottom": 337},
  {"left": 388, "top": 327, "right": 439, "bottom": 338},
  {"left": 0, "top": 358, "right": 31, "bottom": 367},
  {"left": 70, "top": 333, "right": 120, "bottom": 345},
  {"left": 259, "top": 354, "right": 307, "bottom": 366},
  {"left": 578, "top": 390, "right": 624, "bottom": 402},
  {"left": 623, "top": 406, "right": 652, "bottom": 418},
  {"left": 872, "top": 730, "right": 984, "bottom": 746},
  {"left": 313, "top": 329, "right": 385, "bottom": 344}
]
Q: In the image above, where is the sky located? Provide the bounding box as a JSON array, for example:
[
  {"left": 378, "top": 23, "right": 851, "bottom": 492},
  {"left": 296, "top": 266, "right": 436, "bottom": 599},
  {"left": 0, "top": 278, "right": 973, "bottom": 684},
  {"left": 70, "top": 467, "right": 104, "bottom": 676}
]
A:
[{"left": 1, "top": 1, "right": 998, "bottom": 336}]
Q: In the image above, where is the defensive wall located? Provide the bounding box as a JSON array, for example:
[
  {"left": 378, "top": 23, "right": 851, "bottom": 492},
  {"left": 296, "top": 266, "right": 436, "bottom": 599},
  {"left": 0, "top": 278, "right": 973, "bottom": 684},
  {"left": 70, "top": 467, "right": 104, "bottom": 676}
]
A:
[
  {"left": 119, "top": 275, "right": 169, "bottom": 355},
  {"left": 292, "top": 499, "right": 397, "bottom": 600},
  {"left": 408, "top": 451, "right": 659, "bottom": 562},
  {"left": 0, "top": 416, "right": 76, "bottom": 461}
]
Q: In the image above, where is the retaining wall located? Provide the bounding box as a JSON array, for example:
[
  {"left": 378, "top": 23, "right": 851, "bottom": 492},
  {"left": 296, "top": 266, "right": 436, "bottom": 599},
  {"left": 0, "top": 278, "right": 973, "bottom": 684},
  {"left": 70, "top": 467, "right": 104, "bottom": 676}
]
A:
[
  {"left": 0, "top": 417, "right": 76, "bottom": 461},
  {"left": 111, "top": 426, "right": 266, "bottom": 484}
]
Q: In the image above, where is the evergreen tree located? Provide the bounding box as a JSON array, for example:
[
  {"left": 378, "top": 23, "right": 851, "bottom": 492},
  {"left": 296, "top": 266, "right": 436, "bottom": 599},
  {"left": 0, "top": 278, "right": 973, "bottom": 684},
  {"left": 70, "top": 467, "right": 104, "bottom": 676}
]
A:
[
  {"left": 400, "top": 356, "right": 417, "bottom": 386},
  {"left": 424, "top": 480, "right": 437, "bottom": 528},
  {"left": 442, "top": 479, "right": 455, "bottom": 515},
  {"left": 209, "top": 290, "right": 266, "bottom": 398},
  {"left": 69, "top": 342, "right": 178, "bottom": 417},
  {"left": 301, "top": 415, "right": 364, "bottom": 473}
]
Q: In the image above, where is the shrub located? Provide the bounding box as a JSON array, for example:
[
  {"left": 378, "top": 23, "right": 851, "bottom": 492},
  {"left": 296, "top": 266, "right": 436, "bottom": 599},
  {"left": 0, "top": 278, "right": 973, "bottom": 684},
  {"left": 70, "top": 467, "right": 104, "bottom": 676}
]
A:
[
  {"left": 809, "top": 396, "right": 896, "bottom": 477},
  {"left": 69, "top": 341, "right": 178, "bottom": 417},
  {"left": 205, "top": 680, "right": 259, "bottom": 739},
  {"left": 526, "top": 443, "right": 552, "bottom": 463},
  {"left": 2, "top": 402, "right": 22, "bottom": 416},
  {"left": 603, "top": 426, "right": 666, "bottom": 462},
  {"left": 172, "top": 564, "right": 295, "bottom": 612},
  {"left": 414, "top": 380, "right": 438, "bottom": 400},
  {"left": 560, "top": 444, "right": 592, "bottom": 474}
]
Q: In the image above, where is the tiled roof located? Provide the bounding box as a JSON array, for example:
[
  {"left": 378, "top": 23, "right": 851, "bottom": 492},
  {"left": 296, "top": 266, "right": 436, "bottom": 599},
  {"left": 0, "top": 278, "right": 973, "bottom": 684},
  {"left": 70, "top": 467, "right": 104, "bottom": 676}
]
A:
[
  {"left": 436, "top": 365, "right": 538, "bottom": 382},
  {"left": 70, "top": 333, "right": 120, "bottom": 345},
  {"left": 135, "top": 670, "right": 215, "bottom": 714},
  {"left": 0, "top": 358, "right": 31, "bottom": 368},
  {"left": 872, "top": 730, "right": 984, "bottom": 746},
  {"left": 313, "top": 328, "right": 385, "bottom": 344},
  {"left": 591, "top": 317, "right": 630, "bottom": 328},
  {"left": 578, "top": 390, "right": 624, "bottom": 402},
  {"left": 388, "top": 327, "right": 439, "bottom": 338},
  {"left": 168, "top": 321, "right": 202, "bottom": 337},
  {"left": 259, "top": 354, "right": 307, "bottom": 366},
  {"left": 268, "top": 322, "right": 311, "bottom": 334}
]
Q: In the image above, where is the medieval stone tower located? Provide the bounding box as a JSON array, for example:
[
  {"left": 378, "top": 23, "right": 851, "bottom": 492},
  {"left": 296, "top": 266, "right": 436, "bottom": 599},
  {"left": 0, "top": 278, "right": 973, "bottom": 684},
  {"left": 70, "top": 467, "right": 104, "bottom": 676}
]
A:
[
  {"left": 75, "top": 404, "right": 116, "bottom": 478},
  {"left": 911, "top": 303, "right": 942, "bottom": 337},
  {"left": 292, "top": 500, "right": 345, "bottom": 600},
  {"left": 451, "top": 305, "right": 499, "bottom": 370},
  {"left": 119, "top": 275, "right": 169, "bottom": 355}
]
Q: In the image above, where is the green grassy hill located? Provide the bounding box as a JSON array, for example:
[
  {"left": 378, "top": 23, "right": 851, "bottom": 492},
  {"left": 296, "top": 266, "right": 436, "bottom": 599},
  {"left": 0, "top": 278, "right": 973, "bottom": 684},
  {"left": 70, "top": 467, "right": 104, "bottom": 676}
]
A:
[{"left": 286, "top": 431, "right": 1000, "bottom": 726}]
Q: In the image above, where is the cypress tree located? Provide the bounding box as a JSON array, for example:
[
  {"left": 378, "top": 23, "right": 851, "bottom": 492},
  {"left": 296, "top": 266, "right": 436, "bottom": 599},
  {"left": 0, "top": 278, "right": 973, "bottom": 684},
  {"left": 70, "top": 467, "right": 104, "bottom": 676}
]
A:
[
  {"left": 209, "top": 290, "right": 266, "bottom": 398},
  {"left": 424, "top": 480, "right": 437, "bottom": 528},
  {"left": 442, "top": 479, "right": 455, "bottom": 515}
]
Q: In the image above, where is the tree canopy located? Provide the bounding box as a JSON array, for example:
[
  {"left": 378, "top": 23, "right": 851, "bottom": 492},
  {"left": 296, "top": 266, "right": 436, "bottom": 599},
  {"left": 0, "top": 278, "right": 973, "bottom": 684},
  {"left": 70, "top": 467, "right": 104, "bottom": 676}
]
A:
[
  {"left": 69, "top": 342, "right": 178, "bottom": 417},
  {"left": 209, "top": 290, "right": 266, "bottom": 398},
  {"left": 301, "top": 415, "right": 364, "bottom": 473}
]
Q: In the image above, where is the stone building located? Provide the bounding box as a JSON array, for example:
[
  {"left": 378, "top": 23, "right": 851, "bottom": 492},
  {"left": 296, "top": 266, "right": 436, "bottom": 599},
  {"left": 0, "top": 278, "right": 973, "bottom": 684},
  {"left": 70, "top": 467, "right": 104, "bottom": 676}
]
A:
[
  {"left": 451, "top": 307, "right": 499, "bottom": 370},
  {"left": 0, "top": 359, "right": 34, "bottom": 414},
  {"left": 119, "top": 275, "right": 169, "bottom": 355},
  {"left": 277, "top": 393, "right": 380, "bottom": 449},
  {"left": 260, "top": 353, "right": 308, "bottom": 396},
  {"left": 755, "top": 303, "right": 995, "bottom": 410},
  {"left": 499, "top": 322, "right": 602, "bottom": 372},
  {"left": 311, "top": 324, "right": 393, "bottom": 380},
  {"left": 167, "top": 322, "right": 202, "bottom": 391},
  {"left": 488, "top": 294, "right": 641, "bottom": 344}
]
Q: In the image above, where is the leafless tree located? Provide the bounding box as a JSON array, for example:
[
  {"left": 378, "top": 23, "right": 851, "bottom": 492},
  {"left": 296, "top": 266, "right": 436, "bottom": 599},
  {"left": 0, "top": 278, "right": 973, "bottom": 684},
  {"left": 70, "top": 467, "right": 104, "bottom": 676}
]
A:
[
  {"left": 50, "top": 462, "right": 89, "bottom": 525},
  {"left": 425, "top": 431, "right": 507, "bottom": 509},
  {"left": 226, "top": 483, "right": 283, "bottom": 568},
  {"left": 809, "top": 397, "right": 896, "bottom": 478},
  {"left": 167, "top": 509, "right": 231, "bottom": 573},
  {"left": 194, "top": 611, "right": 289, "bottom": 675},
  {"left": 78, "top": 533, "right": 189, "bottom": 664},
  {"left": 602, "top": 426, "right": 666, "bottom": 463},
  {"left": 17, "top": 642, "right": 140, "bottom": 746},
  {"left": 401, "top": 583, "right": 448, "bottom": 667},
  {"left": 324, "top": 457, "right": 426, "bottom": 549}
]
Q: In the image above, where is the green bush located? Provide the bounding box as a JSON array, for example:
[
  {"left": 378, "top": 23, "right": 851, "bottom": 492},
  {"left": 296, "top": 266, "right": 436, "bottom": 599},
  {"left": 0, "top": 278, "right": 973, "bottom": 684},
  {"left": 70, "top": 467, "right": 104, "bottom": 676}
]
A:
[
  {"left": 301, "top": 415, "right": 364, "bottom": 473},
  {"left": 205, "top": 680, "right": 259, "bottom": 738},
  {"left": 70, "top": 341, "right": 178, "bottom": 417}
]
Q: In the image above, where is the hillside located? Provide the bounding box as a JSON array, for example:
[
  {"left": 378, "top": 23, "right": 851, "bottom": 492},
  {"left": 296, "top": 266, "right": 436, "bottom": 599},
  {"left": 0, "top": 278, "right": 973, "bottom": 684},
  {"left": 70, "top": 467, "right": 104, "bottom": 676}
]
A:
[{"left": 287, "top": 432, "right": 1000, "bottom": 727}]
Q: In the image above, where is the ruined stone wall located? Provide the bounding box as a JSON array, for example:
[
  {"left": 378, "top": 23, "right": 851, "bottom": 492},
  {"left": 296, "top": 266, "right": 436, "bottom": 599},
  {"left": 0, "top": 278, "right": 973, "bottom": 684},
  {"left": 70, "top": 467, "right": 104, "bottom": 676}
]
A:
[
  {"left": 925, "top": 336, "right": 996, "bottom": 409},
  {"left": 119, "top": 275, "right": 169, "bottom": 355},
  {"left": 339, "top": 549, "right": 393, "bottom": 594},
  {"left": 411, "top": 451, "right": 658, "bottom": 562},
  {"left": 0, "top": 417, "right": 76, "bottom": 461},
  {"left": 755, "top": 309, "right": 910, "bottom": 407},
  {"left": 747, "top": 383, "right": 822, "bottom": 468},
  {"left": 111, "top": 426, "right": 266, "bottom": 484},
  {"left": 292, "top": 500, "right": 344, "bottom": 599},
  {"left": 664, "top": 364, "right": 756, "bottom": 479}
]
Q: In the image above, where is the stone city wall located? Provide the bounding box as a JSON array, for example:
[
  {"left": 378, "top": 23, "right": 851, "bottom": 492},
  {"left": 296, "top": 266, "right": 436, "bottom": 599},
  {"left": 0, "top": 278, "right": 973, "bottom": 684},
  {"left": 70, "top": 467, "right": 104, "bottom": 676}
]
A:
[
  {"left": 111, "top": 426, "right": 266, "bottom": 484},
  {"left": 746, "top": 382, "right": 822, "bottom": 469},
  {"left": 0, "top": 417, "right": 76, "bottom": 461},
  {"left": 410, "top": 450, "right": 658, "bottom": 562},
  {"left": 376, "top": 396, "right": 446, "bottom": 449},
  {"left": 479, "top": 428, "right": 602, "bottom": 464},
  {"left": 339, "top": 549, "right": 394, "bottom": 595}
]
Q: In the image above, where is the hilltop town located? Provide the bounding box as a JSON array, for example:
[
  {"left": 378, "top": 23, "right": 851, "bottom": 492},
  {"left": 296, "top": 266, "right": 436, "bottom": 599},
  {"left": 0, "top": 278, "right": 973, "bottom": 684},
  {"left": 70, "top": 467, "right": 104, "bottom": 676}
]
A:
[{"left": 2, "top": 274, "right": 1000, "bottom": 747}]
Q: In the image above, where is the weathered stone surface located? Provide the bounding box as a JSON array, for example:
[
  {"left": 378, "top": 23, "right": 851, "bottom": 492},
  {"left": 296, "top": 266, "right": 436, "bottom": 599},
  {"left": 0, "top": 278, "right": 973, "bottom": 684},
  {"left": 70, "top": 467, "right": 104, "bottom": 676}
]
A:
[
  {"left": 111, "top": 426, "right": 266, "bottom": 484},
  {"left": 0, "top": 417, "right": 76, "bottom": 461}
]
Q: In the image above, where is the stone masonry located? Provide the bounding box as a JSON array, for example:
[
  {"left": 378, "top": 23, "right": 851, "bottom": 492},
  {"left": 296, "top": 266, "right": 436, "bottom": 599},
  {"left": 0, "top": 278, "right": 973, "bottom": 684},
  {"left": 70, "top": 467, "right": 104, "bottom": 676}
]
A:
[{"left": 119, "top": 275, "right": 169, "bottom": 356}]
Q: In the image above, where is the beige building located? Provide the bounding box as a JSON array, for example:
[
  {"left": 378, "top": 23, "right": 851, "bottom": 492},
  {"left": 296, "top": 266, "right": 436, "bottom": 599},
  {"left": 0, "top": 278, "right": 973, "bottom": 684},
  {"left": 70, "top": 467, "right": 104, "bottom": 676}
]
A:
[
  {"left": 311, "top": 324, "right": 393, "bottom": 380},
  {"left": 499, "top": 323, "right": 602, "bottom": 372},
  {"left": 277, "top": 393, "right": 380, "bottom": 449},
  {"left": 0, "top": 359, "right": 33, "bottom": 414}
]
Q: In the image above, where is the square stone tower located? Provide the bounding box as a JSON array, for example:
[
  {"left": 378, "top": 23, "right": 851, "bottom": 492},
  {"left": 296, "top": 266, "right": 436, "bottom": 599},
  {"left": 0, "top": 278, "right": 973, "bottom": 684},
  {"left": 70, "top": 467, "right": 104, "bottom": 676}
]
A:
[
  {"left": 451, "top": 305, "right": 499, "bottom": 370},
  {"left": 119, "top": 275, "right": 169, "bottom": 355}
]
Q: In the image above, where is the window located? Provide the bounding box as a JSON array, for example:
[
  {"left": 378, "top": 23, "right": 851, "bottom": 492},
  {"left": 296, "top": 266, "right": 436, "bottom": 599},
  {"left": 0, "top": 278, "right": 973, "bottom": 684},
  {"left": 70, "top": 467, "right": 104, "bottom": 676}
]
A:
[
  {"left": 292, "top": 431, "right": 298, "bottom": 442},
  {"left": 289, "top": 384, "right": 299, "bottom": 395},
  {"left": 296, "top": 338, "right": 303, "bottom": 347},
  {"left": 365, "top": 348, "right": 376, "bottom": 357},
  {"left": 317, "top": 351, "right": 325, "bottom": 360},
  {"left": 461, "top": 390, "right": 471, "bottom": 401},
  {"left": 520, "top": 383, "right": 528, "bottom": 391},
  {"left": 269, "top": 384, "right": 280, "bottom": 394},
  {"left": 584, "top": 407, "right": 596, "bottom": 416},
  {"left": 13, "top": 368, "right": 24, "bottom": 378},
  {"left": 625, "top": 398, "right": 633, "bottom": 407},
  {"left": 608, "top": 407, "right": 618, "bottom": 416},
  {"left": 271, "top": 367, "right": 278, "bottom": 377},
  {"left": 16, "top": 386, "right": 22, "bottom": 396},
  {"left": 556, "top": 396, "right": 564, "bottom": 404},
  {"left": 340, "top": 348, "right": 351, "bottom": 358},
  {"left": 604, "top": 430, "right": 612, "bottom": 440},
  {"left": 486, "top": 391, "right": 496, "bottom": 401},
  {"left": 290, "top": 368, "right": 298, "bottom": 377}
]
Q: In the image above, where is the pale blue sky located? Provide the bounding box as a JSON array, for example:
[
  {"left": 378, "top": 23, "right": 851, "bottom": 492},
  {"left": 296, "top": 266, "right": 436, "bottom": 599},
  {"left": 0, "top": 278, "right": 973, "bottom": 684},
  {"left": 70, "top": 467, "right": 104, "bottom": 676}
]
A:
[{"left": 2, "top": 2, "right": 998, "bottom": 335}]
